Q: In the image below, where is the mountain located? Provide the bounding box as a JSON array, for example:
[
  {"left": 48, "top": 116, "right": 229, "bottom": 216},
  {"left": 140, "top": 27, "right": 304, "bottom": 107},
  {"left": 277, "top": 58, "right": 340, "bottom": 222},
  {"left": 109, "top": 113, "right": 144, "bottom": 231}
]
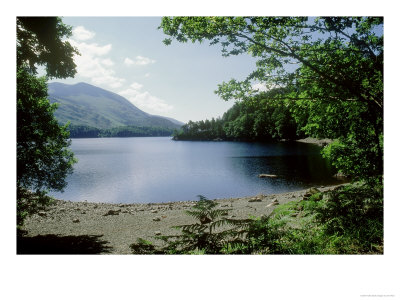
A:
[
  {"left": 47, "top": 82, "right": 182, "bottom": 130},
  {"left": 152, "top": 115, "right": 185, "bottom": 126}
]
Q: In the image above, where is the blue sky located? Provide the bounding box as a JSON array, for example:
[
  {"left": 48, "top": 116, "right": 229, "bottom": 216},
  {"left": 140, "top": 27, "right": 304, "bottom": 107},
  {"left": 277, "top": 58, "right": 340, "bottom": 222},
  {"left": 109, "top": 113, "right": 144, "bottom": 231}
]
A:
[{"left": 49, "top": 17, "right": 258, "bottom": 123}]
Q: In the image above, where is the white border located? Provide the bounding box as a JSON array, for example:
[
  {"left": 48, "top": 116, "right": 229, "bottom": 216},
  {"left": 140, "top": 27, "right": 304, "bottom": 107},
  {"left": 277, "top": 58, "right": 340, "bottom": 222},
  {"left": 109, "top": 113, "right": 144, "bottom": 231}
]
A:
[{"left": 2, "top": 1, "right": 399, "bottom": 300}]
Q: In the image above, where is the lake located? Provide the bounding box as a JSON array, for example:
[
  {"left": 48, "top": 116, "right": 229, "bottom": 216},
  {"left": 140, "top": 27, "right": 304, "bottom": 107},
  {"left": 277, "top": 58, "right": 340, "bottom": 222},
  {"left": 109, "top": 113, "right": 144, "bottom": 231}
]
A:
[{"left": 50, "top": 137, "right": 343, "bottom": 204}]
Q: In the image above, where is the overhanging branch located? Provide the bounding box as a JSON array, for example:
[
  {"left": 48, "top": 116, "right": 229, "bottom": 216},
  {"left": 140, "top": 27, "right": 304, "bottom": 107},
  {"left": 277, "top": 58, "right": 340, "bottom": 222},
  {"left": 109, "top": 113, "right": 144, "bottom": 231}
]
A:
[{"left": 234, "top": 32, "right": 382, "bottom": 109}]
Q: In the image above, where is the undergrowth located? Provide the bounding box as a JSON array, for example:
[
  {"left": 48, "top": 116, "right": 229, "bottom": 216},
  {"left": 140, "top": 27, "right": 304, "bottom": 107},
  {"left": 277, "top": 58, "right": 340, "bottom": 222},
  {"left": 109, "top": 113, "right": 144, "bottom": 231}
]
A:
[
  {"left": 130, "top": 181, "right": 383, "bottom": 254},
  {"left": 130, "top": 195, "right": 252, "bottom": 254}
]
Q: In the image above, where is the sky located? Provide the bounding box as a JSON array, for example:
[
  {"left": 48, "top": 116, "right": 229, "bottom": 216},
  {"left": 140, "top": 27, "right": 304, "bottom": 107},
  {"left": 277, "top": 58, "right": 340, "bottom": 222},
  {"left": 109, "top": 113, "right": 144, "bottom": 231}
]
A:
[{"left": 47, "top": 17, "right": 259, "bottom": 123}]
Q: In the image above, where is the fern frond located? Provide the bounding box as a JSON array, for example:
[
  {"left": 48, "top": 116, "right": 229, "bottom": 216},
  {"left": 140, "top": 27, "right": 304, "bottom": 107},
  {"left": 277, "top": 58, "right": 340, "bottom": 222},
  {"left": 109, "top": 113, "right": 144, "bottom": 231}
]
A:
[
  {"left": 209, "top": 219, "right": 230, "bottom": 231},
  {"left": 209, "top": 209, "right": 231, "bottom": 220},
  {"left": 185, "top": 210, "right": 205, "bottom": 219},
  {"left": 194, "top": 195, "right": 218, "bottom": 209},
  {"left": 177, "top": 223, "right": 208, "bottom": 233},
  {"left": 196, "top": 195, "right": 209, "bottom": 201},
  {"left": 224, "top": 218, "right": 253, "bottom": 228},
  {"left": 131, "top": 193, "right": 273, "bottom": 254}
]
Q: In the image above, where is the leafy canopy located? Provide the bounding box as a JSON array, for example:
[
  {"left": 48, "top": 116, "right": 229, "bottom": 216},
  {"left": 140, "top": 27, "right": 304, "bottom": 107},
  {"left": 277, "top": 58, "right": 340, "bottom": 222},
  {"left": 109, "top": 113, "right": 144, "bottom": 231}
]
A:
[
  {"left": 160, "top": 17, "right": 383, "bottom": 181},
  {"left": 17, "top": 17, "right": 78, "bottom": 226},
  {"left": 17, "top": 69, "right": 76, "bottom": 193},
  {"left": 174, "top": 87, "right": 300, "bottom": 142},
  {"left": 160, "top": 17, "right": 382, "bottom": 107},
  {"left": 17, "top": 17, "right": 79, "bottom": 78}
]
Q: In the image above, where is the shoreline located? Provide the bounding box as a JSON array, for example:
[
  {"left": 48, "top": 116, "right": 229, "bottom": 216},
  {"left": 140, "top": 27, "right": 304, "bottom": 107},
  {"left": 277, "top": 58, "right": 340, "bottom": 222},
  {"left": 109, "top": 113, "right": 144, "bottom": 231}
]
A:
[
  {"left": 295, "top": 137, "right": 333, "bottom": 147},
  {"left": 172, "top": 136, "right": 333, "bottom": 147},
  {"left": 18, "top": 184, "right": 343, "bottom": 254}
]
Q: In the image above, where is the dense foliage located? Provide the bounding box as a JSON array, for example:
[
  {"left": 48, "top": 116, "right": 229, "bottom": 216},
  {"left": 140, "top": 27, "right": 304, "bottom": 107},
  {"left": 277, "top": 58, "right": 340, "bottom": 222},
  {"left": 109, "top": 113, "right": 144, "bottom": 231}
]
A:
[
  {"left": 68, "top": 124, "right": 175, "bottom": 138},
  {"left": 131, "top": 183, "right": 383, "bottom": 254},
  {"left": 161, "top": 17, "right": 383, "bottom": 182},
  {"left": 17, "top": 70, "right": 76, "bottom": 193},
  {"left": 174, "top": 88, "right": 302, "bottom": 141},
  {"left": 17, "top": 17, "right": 78, "bottom": 226},
  {"left": 17, "top": 17, "right": 78, "bottom": 79}
]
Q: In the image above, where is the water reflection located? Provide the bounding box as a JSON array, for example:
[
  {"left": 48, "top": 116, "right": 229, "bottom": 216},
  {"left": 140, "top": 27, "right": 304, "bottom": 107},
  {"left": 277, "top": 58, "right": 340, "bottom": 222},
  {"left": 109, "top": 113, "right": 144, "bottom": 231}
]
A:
[
  {"left": 229, "top": 154, "right": 339, "bottom": 187},
  {"left": 51, "top": 137, "right": 344, "bottom": 204}
]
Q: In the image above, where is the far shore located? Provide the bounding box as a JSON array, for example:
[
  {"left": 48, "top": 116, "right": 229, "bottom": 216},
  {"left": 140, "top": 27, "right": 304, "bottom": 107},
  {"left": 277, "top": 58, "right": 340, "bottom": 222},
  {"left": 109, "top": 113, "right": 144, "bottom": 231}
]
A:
[
  {"left": 18, "top": 184, "right": 344, "bottom": 254},
  {"left": 70, "top": 135, "right": 333, "bottom": 148},
  {"left": 295, "top": 137, "right": 333, "bottom": 147}
]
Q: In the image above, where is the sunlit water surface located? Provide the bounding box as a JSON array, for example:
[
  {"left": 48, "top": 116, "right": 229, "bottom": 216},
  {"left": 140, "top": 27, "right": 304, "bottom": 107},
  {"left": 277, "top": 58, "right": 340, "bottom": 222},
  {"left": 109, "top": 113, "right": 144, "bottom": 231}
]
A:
[{"left": 50, "top": 137, "right": 343, "bottom": 203}]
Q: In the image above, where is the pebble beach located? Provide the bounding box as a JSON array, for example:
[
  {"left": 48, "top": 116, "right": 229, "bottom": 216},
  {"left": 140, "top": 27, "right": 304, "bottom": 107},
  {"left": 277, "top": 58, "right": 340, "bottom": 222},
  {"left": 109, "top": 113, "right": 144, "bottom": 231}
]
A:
[{"left": 18, "top": 185, "right": 341, "bottom": 254}]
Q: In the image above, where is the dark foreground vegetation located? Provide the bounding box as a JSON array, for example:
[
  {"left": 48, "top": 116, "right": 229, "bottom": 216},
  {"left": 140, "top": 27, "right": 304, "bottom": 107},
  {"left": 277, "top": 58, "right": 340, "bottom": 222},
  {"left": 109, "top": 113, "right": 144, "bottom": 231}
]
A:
[
  {"left": 131, "top": 183, "right": 383, "bottom": 254},
  {"left": 17, "top": 233, "right": 112, "bottom": 254}
]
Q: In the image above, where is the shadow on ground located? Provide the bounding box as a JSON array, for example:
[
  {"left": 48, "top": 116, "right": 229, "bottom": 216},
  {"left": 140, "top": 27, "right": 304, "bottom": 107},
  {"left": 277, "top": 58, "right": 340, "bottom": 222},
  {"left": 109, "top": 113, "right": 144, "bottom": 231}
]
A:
[{"left": 17, "top": 233, "right": 113, "bottom": 254}]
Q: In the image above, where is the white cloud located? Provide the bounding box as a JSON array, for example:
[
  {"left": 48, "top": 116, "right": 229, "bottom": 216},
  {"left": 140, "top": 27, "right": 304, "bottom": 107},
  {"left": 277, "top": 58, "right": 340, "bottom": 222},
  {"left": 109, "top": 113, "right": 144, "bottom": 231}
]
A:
[
  {"left": 69, "top": 35, "right": 125, "bottom": 89},
  {"left": 119, "top": 87, "right": 173, "bottom": 114},
  {"left": 252, "top": 82, "right": 281, "bottom": 92},
  {"left": 101, "top": 58, "right": 114, "bottom": 66},
  {"left": 71, "top": 40, "right": 112, "bottom": 56},
  {"left": 72, "top": 26, "right": 96, "bottom": 41},
  {"left": 130, "top": 82, "right": 143, "bottom": 90},
  {"left": 124, "top": 55, "right": 156, "bottom": 66},
  {"left": 91, "top": 73, "right": 125, "bottom": 88},
  {"left": 124, "top": 58, "right": 134, "bottom": 65},
  {"left": 251, "top": 83, "right": 268, "bottom": 92}
]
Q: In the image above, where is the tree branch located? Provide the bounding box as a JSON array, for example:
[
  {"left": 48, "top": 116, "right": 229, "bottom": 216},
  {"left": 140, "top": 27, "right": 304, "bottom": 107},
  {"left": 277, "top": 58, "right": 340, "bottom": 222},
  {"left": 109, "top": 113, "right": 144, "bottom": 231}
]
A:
[{"left": 234, "top": 31, "right": 382, "bottom": 109}]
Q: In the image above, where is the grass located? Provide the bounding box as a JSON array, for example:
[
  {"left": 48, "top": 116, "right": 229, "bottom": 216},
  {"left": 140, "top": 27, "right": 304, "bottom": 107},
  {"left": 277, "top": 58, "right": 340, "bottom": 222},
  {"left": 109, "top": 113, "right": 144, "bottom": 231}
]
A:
[{"left": 248, "top": 182, "right": 384, "bottom": 254}]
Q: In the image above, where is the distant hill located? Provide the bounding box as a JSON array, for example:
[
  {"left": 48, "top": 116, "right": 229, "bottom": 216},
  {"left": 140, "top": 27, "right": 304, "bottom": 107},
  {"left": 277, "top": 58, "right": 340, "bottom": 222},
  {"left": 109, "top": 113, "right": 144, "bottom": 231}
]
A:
[
  {"left": 47, "top": 82, "right": 182, "bottom": 130},
  {"left": 152, "top": 115, "right": 185, "bottom": 126}
]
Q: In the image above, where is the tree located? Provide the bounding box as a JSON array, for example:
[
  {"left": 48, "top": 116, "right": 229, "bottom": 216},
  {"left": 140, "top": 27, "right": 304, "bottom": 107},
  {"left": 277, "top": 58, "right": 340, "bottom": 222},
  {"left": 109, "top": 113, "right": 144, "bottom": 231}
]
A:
[
  {"left": 160, "top": 17, "right": 383, "bottom": 181},
  {"left": 17, "top": 17, "right": 79, "bottom": 226},
  {"left": 17, "top": 17, "right": 78, "bottom": 78},
  {"left": 173, "top": 88, "right": 302, "bottom": 142}
]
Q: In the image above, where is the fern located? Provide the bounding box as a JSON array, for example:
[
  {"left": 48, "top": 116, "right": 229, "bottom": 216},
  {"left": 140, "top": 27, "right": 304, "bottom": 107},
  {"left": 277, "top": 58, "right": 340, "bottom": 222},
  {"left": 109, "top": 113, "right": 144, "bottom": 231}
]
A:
[
  {"left": 130, "top": 195, "right": 263, "bottom": 254},
  {"left": 157, "top": 195, "right": 251, "bottom": 254}
]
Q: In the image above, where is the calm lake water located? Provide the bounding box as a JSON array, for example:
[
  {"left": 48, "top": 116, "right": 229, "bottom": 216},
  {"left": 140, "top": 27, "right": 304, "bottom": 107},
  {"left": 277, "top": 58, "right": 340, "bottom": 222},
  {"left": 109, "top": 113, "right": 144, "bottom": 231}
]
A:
[{"left": 50, "top": 137, "right": 343, "bottom": 204}]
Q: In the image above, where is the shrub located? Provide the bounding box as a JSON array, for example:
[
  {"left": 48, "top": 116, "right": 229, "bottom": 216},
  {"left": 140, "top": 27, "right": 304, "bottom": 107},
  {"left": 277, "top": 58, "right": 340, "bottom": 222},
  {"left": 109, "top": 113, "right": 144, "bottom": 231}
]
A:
[
  {"left": 158, "top": 195, "right": 251, "bottom": 254},
  {"left": 130, "top": 183, "right": 383, "bottom": 254},
  {"left": 314, "top": 182, "right": 383, "bottom": 253},
  {"left": 130, "top": 196, "right": 251, "bottom": 254},
  {"left": 17, "top": 187, "right": 54, "bottom": 228}
]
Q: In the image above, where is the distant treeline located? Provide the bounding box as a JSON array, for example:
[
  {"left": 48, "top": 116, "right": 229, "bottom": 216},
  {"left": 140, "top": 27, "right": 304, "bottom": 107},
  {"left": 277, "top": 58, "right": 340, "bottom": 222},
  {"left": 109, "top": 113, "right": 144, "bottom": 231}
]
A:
[
  {"left": 173, "top": 91, "right": 306, "bottom": 141},
  {"left": 68, "top": 124, "right": 175, "bottom": 138}
]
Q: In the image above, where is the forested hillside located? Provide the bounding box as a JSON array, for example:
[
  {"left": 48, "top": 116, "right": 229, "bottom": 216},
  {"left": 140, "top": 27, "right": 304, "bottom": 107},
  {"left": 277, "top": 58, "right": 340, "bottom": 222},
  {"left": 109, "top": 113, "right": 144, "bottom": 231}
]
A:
[
  {"left": 68, "top": 124, "right": 175, "bottom": 138},
  {"left": 174, "top": 88, "right": 304, "bottom": 141},
  {"left": 48, "top": 82, "right": 182, "bottom": 137}
]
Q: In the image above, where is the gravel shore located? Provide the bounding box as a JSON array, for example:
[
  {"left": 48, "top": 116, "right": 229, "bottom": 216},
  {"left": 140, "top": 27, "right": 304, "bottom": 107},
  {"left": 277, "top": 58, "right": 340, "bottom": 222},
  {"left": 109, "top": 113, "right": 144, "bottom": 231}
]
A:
[
  {"left": 18, "top": 185, "right": 341, "bottom": 254},
  {"left": 295, "top": 137, "right": 333, "bottom": 146}
]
